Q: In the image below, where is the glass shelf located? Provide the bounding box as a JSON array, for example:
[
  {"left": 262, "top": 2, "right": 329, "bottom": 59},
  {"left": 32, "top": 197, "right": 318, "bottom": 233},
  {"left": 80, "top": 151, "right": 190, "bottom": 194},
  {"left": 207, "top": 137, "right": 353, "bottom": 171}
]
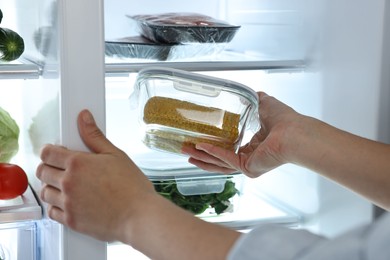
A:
[
  {"left": 105, "top": 50, "right": 306, "bottom": 74},
  {"left": 0, "top": 186, "right": 42, "bottom": 223},
  {"left": 106, "top": 59, "right": 305, "bottom": 75},
  {"left": 0, "top": 58, "right": 304, "bottom": 80},
  {"left": 0, "top": 59, "right": 41, "bottom": 80},
  {"left": 0, "top": 55, "right": 305, "bottom": 80}
]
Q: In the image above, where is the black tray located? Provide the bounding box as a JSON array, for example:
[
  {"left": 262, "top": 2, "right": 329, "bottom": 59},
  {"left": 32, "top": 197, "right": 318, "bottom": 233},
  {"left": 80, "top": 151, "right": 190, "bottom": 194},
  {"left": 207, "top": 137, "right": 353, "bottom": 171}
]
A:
[
  {"left": 127, "top": 13, "right": 240, "bottom": 44},
  {"left": 105, "top": 36, "right": 172, "bottom": 60},
  {"left": 105, "top": 35, "right": 228, "bottom": 61}
]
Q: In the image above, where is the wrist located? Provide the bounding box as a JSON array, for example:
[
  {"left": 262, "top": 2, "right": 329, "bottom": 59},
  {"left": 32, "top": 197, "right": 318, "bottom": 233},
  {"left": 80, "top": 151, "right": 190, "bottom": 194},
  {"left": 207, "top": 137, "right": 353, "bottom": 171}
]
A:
[
  {"left": 281, "top": 115, "right": 320, "bottom": 165},
  {"left": 116, "top": 190, "right": 162, "bottom": 244},
  {"left": 117, "top": 190, "right": 240, "bottom": 260}
]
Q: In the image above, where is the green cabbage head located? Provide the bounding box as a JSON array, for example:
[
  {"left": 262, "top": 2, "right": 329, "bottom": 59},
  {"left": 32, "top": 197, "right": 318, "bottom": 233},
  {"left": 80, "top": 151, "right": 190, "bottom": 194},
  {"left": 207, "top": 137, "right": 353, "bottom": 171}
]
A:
[{"left": 0, "top": 106, "right": 19, "bottom": 162}]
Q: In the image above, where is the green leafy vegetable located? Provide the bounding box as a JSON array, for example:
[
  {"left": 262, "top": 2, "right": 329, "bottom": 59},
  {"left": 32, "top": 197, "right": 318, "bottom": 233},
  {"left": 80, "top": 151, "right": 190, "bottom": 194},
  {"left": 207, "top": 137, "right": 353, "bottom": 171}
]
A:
[
  {"left": 0, "top": 27, "right": 25, "bottom": 62},
  {"left": 154, "top": 179, "right": 239, "bottom": 215},
  {"left": 0, "top": 106, "right": 19, "bottom": 162}
]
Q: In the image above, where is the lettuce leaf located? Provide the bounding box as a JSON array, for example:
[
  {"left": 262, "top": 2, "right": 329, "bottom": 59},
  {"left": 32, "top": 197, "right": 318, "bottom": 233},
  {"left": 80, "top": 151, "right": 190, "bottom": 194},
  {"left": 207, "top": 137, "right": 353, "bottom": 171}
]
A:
[{"left": 0, "top": 106, "right": 19, "bottom": 162}]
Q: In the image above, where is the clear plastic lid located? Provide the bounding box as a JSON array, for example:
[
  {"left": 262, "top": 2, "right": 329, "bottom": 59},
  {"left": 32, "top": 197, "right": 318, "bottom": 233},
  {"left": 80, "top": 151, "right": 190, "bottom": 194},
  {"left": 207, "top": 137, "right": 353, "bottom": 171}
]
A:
[
  {"left": 133, "top": 67, "right": 258, "bottom": 99},
  {"left": 149, "top": 172, "right": 242, "bottom": 196}
]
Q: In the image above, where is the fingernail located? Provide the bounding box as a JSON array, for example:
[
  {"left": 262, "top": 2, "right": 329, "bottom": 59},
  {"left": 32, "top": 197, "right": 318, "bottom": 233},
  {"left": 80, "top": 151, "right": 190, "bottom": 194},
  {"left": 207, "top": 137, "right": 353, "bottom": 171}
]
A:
[
  {"left": 82, "top": 110, "right": 95, "bottom": 125},
  {"left": 195, "top": 143, "right": 208, "bottom": 151}
]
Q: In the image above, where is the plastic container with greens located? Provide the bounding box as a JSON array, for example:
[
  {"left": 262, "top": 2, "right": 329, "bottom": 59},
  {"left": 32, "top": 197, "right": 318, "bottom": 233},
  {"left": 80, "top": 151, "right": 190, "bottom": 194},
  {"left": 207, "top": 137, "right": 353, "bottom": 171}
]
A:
[{"left": 151, "top": 173, "right": 244, "bottom": 216}]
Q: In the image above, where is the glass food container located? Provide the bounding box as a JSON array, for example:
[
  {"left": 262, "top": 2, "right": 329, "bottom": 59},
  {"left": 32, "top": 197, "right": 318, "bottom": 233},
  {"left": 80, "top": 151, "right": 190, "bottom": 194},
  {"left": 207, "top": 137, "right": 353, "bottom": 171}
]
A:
[{"left": 130, "top": 67, "right": 259, "bottom": 156}]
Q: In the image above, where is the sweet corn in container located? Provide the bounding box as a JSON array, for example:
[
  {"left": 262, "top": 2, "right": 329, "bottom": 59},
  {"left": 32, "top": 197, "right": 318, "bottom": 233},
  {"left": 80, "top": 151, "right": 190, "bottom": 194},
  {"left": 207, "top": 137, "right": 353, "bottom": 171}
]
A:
[{"left": 130, "top": 67, "right": 259, "bottom": 155}]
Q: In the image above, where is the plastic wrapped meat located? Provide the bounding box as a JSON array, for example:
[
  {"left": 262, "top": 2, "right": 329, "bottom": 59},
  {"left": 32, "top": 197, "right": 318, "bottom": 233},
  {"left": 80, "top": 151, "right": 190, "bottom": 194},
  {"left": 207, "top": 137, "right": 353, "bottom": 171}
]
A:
[{"left": 127, "top": 12, "right": 240, "bottom": 44}]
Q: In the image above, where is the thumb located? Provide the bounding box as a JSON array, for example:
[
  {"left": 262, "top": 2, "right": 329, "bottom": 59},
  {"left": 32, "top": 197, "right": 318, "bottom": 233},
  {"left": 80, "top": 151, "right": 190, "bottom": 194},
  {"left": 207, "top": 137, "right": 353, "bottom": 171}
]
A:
[{"left": 77, "top": 109, "right": 116, "bottom": 154}]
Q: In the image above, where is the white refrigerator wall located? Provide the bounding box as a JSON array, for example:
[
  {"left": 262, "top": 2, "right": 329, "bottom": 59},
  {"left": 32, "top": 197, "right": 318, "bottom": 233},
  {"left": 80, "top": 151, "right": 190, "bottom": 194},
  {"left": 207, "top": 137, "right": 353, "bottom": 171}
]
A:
[
  {"left": 317, "top": 0, "right": 389, "bottom": 234},
  {"left": 256, "top": 0, "right": 390, "bottom": 237}
]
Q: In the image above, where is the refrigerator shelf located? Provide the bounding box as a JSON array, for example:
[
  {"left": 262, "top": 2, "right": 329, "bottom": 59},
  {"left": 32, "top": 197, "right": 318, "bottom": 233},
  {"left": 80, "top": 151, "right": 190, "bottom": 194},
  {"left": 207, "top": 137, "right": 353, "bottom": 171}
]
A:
[
  {"left": 0, "top": 59, "right": 304, "bottom": 79},
  {"left": 105, "top": 59, "right": 306, "bottom": 75},
  {"left": 0, "top": 186, "right": 42, "bottom": 224},
  {"left": 200, "top": 188, "right": 301, "bottom": 231},
  {"left": 0, "top": 59, "right": 41, "bottom": 80}
]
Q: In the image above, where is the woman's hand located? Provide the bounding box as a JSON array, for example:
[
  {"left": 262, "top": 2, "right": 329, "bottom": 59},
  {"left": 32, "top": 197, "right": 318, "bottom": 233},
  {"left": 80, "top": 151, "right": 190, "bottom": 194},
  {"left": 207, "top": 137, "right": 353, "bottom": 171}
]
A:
[
  {"left": 36, "top": 109, "right": 155, "bottom": 242},
  {"left": 182, "top": 92, "right": 304, "bottom": 178}
]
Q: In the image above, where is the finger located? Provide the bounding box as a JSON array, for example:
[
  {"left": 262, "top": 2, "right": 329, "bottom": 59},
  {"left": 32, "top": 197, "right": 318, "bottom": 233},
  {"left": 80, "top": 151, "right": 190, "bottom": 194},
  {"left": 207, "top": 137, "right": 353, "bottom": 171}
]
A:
[
  {"left": 181, "top": 144, "right": 201, "bottom": 156},
  {"left": 40, "top": 184, "right": 64, "bottom": 209},
  {"left": 36, "top": 163, "right": 65, "bottom": 190},
  {"left": 195, "top": 143, "right": 241, "bottom": 169},
  {"left": 258, "top": 91, "right": 269, "bottom": 100},
  {"left": 47, "top": 204, "right": 66, "bottom": 224},
  {"left": 182, "top": 145, "right": 227, "bottom": 164},
  {"left": 77, "top": 109, "right": 118, "bottom": 154},
  {"left": 183, "top": 144, "right": 232, "bottom": 169},
  {"left": 40, "top": 144, "right": 74, "bottom": 170},
  {"left": 188, "top": 157, "right": 237, "bottom": 174}
]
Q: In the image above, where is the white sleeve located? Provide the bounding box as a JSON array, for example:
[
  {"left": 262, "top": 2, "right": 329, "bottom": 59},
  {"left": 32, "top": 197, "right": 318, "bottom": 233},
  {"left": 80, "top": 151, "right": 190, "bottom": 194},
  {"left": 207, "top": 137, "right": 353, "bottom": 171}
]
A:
[{"left": 227, "top": 213, "right": 390, "bottom": 260}]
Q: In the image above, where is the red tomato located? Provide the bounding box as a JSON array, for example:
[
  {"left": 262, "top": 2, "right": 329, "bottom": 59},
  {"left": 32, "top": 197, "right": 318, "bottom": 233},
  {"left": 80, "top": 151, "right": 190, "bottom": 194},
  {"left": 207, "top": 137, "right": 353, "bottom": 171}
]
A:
[{"left": 0, "top": 163, "right": 28, "bottom": 200}]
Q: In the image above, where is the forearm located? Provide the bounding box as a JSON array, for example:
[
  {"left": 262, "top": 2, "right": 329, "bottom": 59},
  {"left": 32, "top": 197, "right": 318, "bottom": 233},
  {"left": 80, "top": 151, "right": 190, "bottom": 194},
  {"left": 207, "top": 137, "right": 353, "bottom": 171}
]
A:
[
  {"left": 289, "top": 116, "right": 390, "bottom": 210},
  {"left": 120, "top": 193, "right": 241, "bottom": 260}
]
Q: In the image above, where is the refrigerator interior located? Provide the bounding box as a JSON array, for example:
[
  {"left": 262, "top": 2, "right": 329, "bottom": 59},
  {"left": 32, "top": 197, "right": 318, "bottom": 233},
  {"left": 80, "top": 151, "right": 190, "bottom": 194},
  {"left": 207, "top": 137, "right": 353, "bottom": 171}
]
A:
[
  {"left": 0, "top": 1, "right": 58, "bottom": 259},
  {"left": 0, "top": 221, "right": 37, "bottom": 260},
  {"left": 1, "top": 0, "right": 389, "bottom": 259},
  {"left": 0, "top": 186, "right": 41, "bottom": 260}
]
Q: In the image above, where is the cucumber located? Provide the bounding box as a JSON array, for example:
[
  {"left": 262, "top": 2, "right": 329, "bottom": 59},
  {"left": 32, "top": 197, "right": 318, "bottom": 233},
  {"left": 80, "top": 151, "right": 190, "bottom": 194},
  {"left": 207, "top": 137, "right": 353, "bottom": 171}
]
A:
[{"left": 0, "top": 27, "right": 25, "bottom": 62}]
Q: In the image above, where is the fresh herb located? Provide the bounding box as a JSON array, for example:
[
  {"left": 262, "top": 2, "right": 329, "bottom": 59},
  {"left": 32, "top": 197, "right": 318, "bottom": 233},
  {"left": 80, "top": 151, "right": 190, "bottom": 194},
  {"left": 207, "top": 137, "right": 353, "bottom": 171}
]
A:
[{"left": 154, "top": 179, "right": 239, "bottom": 215}]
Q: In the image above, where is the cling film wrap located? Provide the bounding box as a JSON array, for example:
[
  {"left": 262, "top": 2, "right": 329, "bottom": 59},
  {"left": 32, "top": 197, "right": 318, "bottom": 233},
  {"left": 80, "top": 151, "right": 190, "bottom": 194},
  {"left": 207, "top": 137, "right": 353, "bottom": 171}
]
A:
[
  {"left": 128, "top": 12, "right": 241, "bottom": 44},
  {"left": 105, "top": 36, "right": 228, "bottom": 61},
  {"left": 105, "top": 36, "right": 171, "bottom": 60},
  {"left": 105, "top": 13, "right": 240, "bottom": 61}
]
